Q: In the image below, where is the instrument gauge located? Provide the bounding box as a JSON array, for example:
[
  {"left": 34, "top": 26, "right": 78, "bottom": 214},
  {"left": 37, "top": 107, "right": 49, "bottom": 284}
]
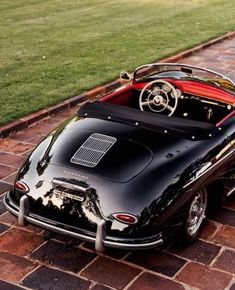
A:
[
  {"left": 162, "top": 84, "right": 171, "bottom": 93},
  {"left": 172, "top": 88, "right": 182, "bottom": 98},
  {"left": 152, "top": 86, "right": 160, "bottom": 95}
]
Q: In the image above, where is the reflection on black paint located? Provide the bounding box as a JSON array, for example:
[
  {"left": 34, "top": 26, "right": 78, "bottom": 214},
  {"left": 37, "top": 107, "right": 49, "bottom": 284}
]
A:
[{"left": 28, "top": 179, "right": 103, "bottom": 233}]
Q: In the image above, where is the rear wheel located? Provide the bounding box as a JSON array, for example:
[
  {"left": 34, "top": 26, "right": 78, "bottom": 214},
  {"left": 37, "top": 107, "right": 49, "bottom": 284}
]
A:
[{"left": 184, "top": 188, "right": 208, "bottom": 242}]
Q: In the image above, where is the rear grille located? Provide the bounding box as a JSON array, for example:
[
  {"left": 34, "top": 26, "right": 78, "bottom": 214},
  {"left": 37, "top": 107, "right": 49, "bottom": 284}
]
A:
[{"left": 70, "top": 133, "right": 116, "bottom": 167}]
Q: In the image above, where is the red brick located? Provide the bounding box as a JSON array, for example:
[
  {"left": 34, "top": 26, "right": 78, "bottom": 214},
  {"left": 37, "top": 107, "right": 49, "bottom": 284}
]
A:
[
  {"left": 213, "top": 249, "right": 235, "bottom": 274},
  {"left": 212, "top": 225, "right": 235, "bottom": 248},
  {"left": 0, "top": 139, "right": 33, "bottom": 154},
  {"left": 200, "top": 220, "right": 218, "bottom": 240},
  {"left": 0, "top": 252, "right": 37, "bottom": 283},
  {"left": 0, "top": 120, "right": 27, "bottom": 139},
  {"left": 30, "top": 240, "right": 95, "bottom": 273},
  {"left": 46, "top": 114, "right": 68, "bottom": 122},
  {"left": 161, "top": 32, "right": 235, "bottom": 65},
  {"left": 42, "top": 114, "right": 63, "bottom": 122},
  {"left": 21, "top": 109, "right": 48, "bottom": 125},
  {"left": 85, "top": 86, "right": 105, "bottom": 100},
  {"left": 41, "top": 118, "right": 62, "bottom": 127},
  {"left": 91, "top": 284, "right": 113, "bottom": 290},
  {"left": 10, "top": 130, "right": 38, "bottom": 142},
  {"left": 0, "top": 197, "right": 7, "bottom": 215},
  {"left": 0, "top": 181, "right": 11, "bottom": 195},
  {"left": 22, "top": 266, "right": 91, "bottom": 290},
  {"left": 230, "top": 283, "right": 235, "bottom": 290},
  {"left": 211, "top": 208, "right": 235, "bottom": 227},
  {"left": 0, "top": 212, "right": 42, "bottom": 234},
  {"left": 0, "top": 212, "right": 18, "bottom": 225},
  {"left": 176, "top": 262, "right": 232, "bottom": 290},
  {"left": 83, "top": 242, "right": 128, "bottom": 259},
  {"left": 128, "top": 272, "right": 185, "bottom": 290},
  {"left": 56, "top": 108, "right": 76, "bottom": 118},
  {"left": 219, "top": 54, "right": 235, "bottom": 60},
  {"left": 226, "top": 65, "right": 235, "bottom": 72},
  {"left": 2, "top": 172, "right": 17, "bottom": 184},
  {"left": 0, "top": 223, "right": 9, "bottom": 234},
  {"left": 0, "top": 280, "right": 25, "bottom": 290},
  {"left": 169, "top": 239, "right": 221, "bottom": 264},
  {"left": 22, "top": 150, "right": 31, "bottom": 157},
  {"left": 28, "top": 134, "right": 46, "bottom": 145},
  {"left": 65, "top": 94, "right": 87, "bottom": 107},
  {"left": 0, "top": 152, "right": 25, "bottom": 168},
  {"left": 47, "top": 102, "right": 69, "bottom": 116},
  {"left": 126, "top": 250, "right": 186, "bottom": 277},
  {"left": 0, "top": 228, "right": 44, "bottom": 256},
  {"left": 26, "top": 224, "right": 44, "bottom": 234},
  {"left": 0, "top": 164, "right": 16, "bottom": 180},
  {"left": 81, "top": 256, "right": 141, "bottom": 290},
  {"left": 25, "top": 123, "right": 54, "bottom": 135},
  {"left": 52, "top": 233, "right": 73, "bottom": 243}
]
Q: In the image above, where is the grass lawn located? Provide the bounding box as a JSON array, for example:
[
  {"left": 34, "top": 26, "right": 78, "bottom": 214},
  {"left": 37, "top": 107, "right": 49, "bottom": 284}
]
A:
[{"left": 0, "top": 0, "right": 235, "bottom": 125}]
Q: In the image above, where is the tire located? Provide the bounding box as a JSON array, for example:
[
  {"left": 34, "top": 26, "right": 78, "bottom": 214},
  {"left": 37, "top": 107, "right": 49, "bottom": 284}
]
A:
[{"left": 183, "top": 188, "right": 208, "bottom": 243}]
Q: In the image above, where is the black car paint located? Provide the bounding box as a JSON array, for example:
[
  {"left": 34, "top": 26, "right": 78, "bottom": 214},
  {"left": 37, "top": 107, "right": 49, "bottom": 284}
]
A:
[{"left": 7, "top": 111, "right": 235, "bottom": 242}]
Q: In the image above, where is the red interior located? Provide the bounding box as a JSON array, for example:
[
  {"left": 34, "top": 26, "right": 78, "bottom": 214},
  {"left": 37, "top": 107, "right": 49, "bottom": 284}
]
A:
[
  {"left": 101, "top": 84, "right": 134, "bottom": 105},
  {"left": 101, "top": 80, "right": 235, "bottom": 105},
  {"left": 134, "top": 80, "right": 235, "bottom": 104},
  {"left": 100, "top": 79, "right": 235, "bottom": 126}
]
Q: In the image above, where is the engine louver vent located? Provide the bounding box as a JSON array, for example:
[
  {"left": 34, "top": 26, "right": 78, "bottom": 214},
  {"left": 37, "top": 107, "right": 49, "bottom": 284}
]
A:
[{"left": 70, "top": 133, "right": 117, "bottom": 167}]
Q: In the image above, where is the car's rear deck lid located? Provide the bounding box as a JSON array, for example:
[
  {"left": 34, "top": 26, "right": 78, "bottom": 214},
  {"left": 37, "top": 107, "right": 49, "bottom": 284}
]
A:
[{"left": 78, "top": 101, "right": 219, "bottom": 140}]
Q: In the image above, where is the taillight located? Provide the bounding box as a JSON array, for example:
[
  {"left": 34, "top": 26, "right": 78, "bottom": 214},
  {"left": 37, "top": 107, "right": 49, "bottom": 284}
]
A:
[
  {"left": 113, "top": 213, "right": 138, "bottom": 224},
  {"left": 15, "top": 181, "right": 29, "bottom": 192}
]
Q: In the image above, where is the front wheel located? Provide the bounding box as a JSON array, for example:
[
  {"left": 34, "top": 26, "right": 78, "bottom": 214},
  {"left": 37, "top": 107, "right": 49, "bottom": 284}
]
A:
[{"left": 184, "top": 188, "right": 208, "bottom": 242}]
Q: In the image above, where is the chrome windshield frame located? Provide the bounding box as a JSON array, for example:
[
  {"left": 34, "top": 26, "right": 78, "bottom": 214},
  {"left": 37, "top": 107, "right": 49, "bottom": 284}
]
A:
[{"left": 133, "top": 62, "right": 235, "bottom": 88}]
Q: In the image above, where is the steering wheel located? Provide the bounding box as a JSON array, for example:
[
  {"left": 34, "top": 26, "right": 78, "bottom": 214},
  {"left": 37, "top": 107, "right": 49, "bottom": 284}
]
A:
[{"left": 139, "top": 79, "right": 178, "bottom": 116}]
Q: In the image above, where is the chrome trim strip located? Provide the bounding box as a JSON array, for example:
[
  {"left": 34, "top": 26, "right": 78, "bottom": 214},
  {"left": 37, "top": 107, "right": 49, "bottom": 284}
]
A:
[
  {"left": 104, "top": 238, "right": 163, "bottom": 250},
  {"left": 3, "top": 192, "right": 163, "bottom": 251},
  {"left": 183, "top": 149, "right": 234, "bottom": 189},
  {"left": 52, "top": 178, "right": 88, "bottom": 193},
  {"left": 227, "top": 186, "right": 235, "bottom": 197}
]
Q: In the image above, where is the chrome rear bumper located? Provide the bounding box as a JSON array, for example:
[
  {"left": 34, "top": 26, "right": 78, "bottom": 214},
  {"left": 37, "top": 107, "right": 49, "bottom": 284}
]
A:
[{"left": 3, "top": 192, "right": 163, "bottom": 252}]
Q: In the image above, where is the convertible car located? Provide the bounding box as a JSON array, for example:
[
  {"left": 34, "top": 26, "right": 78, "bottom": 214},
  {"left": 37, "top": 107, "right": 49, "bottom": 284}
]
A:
[{"left": 4, "top": 63, "right": 235, "bottom": 252}]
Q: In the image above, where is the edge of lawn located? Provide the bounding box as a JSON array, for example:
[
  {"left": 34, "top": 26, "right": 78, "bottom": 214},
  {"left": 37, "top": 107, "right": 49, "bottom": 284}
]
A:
[{"left": 1, "top": 30, "right": 235, "bottom": 139}]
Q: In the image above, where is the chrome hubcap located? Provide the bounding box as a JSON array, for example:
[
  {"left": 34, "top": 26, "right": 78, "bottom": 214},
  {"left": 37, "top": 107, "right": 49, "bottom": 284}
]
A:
[{"left": 186, "top": 189, "right": 208, "bottom": 236}]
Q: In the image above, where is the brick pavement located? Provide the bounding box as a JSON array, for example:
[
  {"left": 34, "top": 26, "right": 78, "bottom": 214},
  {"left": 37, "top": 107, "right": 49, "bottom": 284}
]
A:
[{"left": 0, "top": 36, "right": 235, "bottom": 290}]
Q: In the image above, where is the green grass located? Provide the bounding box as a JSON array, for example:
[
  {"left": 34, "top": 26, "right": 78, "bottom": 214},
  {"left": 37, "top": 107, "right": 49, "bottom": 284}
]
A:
[{"left": 0, "top": 0, "right": 235, "bottom": 125}]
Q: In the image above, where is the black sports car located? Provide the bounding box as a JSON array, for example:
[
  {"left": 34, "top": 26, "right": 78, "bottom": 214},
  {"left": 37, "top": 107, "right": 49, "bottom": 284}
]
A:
[{"left": 4, "top": 63, "right": 235, "bottom": 252}]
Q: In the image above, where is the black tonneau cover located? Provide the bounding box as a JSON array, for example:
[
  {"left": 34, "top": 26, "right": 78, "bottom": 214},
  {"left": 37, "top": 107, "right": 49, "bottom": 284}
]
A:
[{"left": 78, "top": 101, "right": 219, "bottom": 140}]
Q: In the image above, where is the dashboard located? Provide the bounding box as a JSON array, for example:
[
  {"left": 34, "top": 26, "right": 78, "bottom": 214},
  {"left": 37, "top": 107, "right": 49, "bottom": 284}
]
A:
[{"left": 136, "top": 79, "right": 233, "bottom": 124}]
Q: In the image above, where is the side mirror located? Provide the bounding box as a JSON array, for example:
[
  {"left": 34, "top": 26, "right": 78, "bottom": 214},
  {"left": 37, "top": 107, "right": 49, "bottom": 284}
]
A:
[{"left": 120, "top": 71, "right": 132, "bottom": 81}]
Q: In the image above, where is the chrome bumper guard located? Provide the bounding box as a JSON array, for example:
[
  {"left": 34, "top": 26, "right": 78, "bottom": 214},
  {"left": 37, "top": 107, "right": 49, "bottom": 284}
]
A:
[{"left": 3, "top": 192, "right": 163, "bottom": 252}]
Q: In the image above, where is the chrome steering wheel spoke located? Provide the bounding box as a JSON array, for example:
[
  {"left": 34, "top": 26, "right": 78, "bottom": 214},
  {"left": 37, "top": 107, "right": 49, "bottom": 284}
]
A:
[{"left": 139, "top": 79, "right": 179, "bottom": 116}]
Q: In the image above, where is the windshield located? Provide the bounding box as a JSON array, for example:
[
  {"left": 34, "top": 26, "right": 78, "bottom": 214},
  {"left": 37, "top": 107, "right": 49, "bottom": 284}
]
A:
[{"left": 134, "top": 63, "right": 235, "bottom": 94}]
